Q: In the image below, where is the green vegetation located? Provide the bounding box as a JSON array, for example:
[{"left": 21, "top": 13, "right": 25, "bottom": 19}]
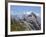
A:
[{"left": 11, "top": 18, "right": 26, "bottom": 31}]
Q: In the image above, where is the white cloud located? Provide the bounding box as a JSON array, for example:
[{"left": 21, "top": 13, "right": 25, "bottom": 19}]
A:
[
  {"left": 33, "top": 12, "right": 39, "bottom": 16},
  {"left": 25, "top": 11, "right": 32, "bottom": 14},
  {"left": 24, "top": 11, "right": 39, "bottom": 16}
]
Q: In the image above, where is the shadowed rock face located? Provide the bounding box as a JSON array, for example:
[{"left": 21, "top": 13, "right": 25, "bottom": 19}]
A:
[
  {"left": 24, "top": 12, "right": 41, "bottom": 30},
  {"left": 11, "top": 12, "right": 41, "bottom": 31}
]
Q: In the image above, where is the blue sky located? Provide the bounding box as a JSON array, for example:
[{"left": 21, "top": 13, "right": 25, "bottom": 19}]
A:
[{"left": 10, "top": 5, "right": 41, "bottom": 15}]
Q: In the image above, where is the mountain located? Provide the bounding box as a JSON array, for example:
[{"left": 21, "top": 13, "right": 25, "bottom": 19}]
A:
[
  {"left": 23, "top": 12, "right": 41, "bottom": 30},
  {"left": 11, "top": 12, "right": 41, "bottom": 30}
]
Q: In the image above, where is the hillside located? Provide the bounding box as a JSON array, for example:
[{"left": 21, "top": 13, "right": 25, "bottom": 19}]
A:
[{"left": 11, "top": 12, "right": 41, "bottom": 31}]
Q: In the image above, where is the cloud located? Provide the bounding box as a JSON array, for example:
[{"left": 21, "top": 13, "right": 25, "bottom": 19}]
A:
[
  {"left": 33, "top": 12, "right": 39, "bottom": 16},
  {"left": 26, "top": 11, "right": 31, "bottom": 14},
  {"left": 23, "top": 11, "right": 39, "bottom": 16},
  {"left": 24, "top": 11, "right": 32, "bottom": 14}
]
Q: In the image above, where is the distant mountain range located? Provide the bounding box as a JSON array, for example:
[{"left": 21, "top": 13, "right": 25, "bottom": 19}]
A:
[{"left": 11, "top": 12, "right": 41, "bottom": 30}]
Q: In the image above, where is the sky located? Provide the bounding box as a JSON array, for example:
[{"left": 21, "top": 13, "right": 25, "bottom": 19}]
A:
[{"left": 10, "top": 5, "right": 41, "bottom": 16}]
